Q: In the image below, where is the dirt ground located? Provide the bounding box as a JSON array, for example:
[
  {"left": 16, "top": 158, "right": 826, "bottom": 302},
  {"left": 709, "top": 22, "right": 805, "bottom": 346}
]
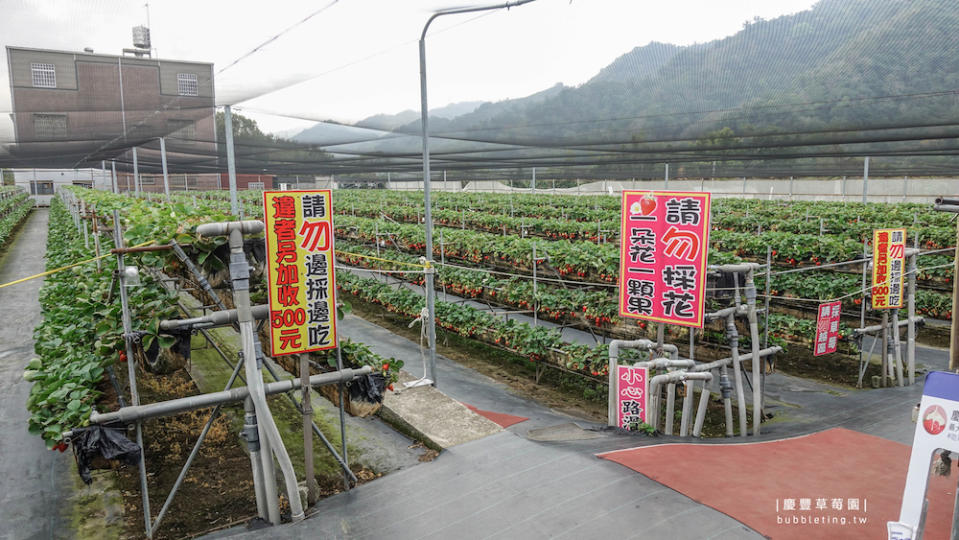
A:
[{"left": 109, "top": 368, "right": 257, "bottom": 540}]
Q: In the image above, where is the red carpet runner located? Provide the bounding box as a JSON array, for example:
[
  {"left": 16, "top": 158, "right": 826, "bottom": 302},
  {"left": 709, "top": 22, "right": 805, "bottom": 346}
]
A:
[
  {"left": 599, "top": 428, "right": 955, "bottom": 539},
  {"left": 462, "top": 403, "right": 529, "bottom": 428}
]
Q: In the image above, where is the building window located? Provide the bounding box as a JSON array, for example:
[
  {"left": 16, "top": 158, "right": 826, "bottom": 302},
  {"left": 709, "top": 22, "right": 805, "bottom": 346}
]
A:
[
  {"left": 30, "top": 181, "right": 54, "bottom": 195},
  {"left": 177, "top": 73, "right": 198, "bottom": 96},
  {"left": 168, "top": 119, "right": 196, "bottom": 140},
  {"left": 30, "top": 63, "right": 56, "bottom": 88},
  {"left": 33, "top": 114, "right": 68, "bottom": 139}
]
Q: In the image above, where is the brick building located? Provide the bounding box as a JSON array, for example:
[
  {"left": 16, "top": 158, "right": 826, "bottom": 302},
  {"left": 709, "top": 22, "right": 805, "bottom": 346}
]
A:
[{"left": 5, "top": 45, "right": 215, "bottom": 169}]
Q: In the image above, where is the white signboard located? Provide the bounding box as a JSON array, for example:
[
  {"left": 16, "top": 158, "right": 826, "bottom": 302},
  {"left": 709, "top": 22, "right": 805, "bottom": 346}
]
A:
[{"left": 888, "top": 371, "right": 959, "bottom": 539}]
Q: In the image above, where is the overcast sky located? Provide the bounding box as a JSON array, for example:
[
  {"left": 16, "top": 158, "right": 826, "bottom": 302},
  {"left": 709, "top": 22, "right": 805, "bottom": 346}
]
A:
[{"left": 1, "top": 0, "right": 817, "bottom": 136}]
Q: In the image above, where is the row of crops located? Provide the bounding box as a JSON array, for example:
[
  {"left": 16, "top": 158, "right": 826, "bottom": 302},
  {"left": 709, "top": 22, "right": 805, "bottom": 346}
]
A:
[
  {"left": 25, "top": 191, "right": 403, "bottom": 447},
  {"left": 320, "top": 190, "right": 956, "bottom": 320},
  {"left": 0, "top": 187, "right": 33, "bottom": 248},
  {"left": 31, "top": 186, "right": 955, "bottom": 444},
  {"left": 146, "top": 189, "right": 956, "bottom": 353}
]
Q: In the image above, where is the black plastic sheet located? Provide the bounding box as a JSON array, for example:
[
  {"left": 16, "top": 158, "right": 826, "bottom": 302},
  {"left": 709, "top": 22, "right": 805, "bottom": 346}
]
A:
[
  {"left": 348, "top": 373, "right": 387, "bottom": 404},
  {"left": 70, "top": 425, "right": 141, "bottom": 484}
]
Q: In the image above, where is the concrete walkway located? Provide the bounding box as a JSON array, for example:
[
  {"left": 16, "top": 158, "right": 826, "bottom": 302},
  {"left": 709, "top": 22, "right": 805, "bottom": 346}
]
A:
[
  {"left": 203, "top": 268, "right": 942, "bottom": 539},
  {"left": 206, "top": 306, "right": 936, "bottom": 539},
  {"left": 227, "top": 430, "right": 759, "bottom": 540},
  {"left": 0, "top": 209, "right": 73, "bottom": 540}
]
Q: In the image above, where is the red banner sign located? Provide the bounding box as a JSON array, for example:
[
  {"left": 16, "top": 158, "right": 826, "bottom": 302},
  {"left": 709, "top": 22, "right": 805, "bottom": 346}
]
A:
[
  {"left": 617, "top": 365, "right": 648, "bottom": 429},
  {"left": 814, "top": 300, "right": 842, "bottom": 356},
  {"left": 619, "top": 191, "right": 711, "bottom": 328}
]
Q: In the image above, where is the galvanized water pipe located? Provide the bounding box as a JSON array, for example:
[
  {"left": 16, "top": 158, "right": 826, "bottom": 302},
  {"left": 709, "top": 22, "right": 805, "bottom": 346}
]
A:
[
  {"left": 892, "top": 309, "right": 904, "bottom": 387},
  {"left": 907, "top": 250, "right": 917, "bottom": 385},
  {"left": 112, "top": 210, "right": 151, "bottom": 538},
  {"left": 744, "top": 267, "right": 763, "bottom": 435},
  {"left": 159, "top": 304, "right": 269, "bottom": 331},
  {"left": 727, "top": 313, "right": 748, "bottom": 437},
  {"left": 88, "top": 353, "right": 370, "bottom": 424},
  {"left": 197, "top": 220, "right": 303, "bottom": 522}
]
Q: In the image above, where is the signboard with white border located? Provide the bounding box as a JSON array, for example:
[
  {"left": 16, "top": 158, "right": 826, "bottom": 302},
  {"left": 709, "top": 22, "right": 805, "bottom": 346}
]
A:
[
  {"left": 615, "top": 365, "right": 649, "bottom": 430},
  {"left": 888, "top": 371, "right": 959, "bottom": 539}
]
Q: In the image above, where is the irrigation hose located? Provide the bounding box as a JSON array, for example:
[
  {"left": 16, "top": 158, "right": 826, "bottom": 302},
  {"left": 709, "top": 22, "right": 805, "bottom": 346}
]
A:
[
  {"left": 335, "top": 249, "right": 428, "bottom": 269},
  {"left": 0, "top": 240, "right": 156, "bottom": 289}
]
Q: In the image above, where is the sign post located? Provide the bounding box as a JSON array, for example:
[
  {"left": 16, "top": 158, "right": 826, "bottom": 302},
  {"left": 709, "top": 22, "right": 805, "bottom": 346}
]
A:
[
  {"left": 814, "top": 300, "right": 842, "bottom": 356},
  {"left": 263, "top": 190, "right": 337, "bottom": 356}
]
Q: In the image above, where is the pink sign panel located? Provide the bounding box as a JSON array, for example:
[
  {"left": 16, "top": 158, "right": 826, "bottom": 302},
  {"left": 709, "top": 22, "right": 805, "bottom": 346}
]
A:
[
  {"left": 814, "top": 300, "right": 842, "bottom": 356},
  {"left": 617, "top": 365, "right": 648, "bottom": 429},
  {"left": 619, "top": 191, "right": 711, "bottom": 328}
]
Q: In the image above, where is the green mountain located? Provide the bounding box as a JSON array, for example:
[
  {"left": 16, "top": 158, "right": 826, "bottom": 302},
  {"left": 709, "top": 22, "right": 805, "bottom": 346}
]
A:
[{"left": 386, "top": 0, "right": 959, "bottom": 175}]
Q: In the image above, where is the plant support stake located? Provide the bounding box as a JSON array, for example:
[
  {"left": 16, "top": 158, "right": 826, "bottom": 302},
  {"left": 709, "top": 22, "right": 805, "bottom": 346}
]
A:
[{"left": 113, "top": 210, "right": 152, "bottom": 538}]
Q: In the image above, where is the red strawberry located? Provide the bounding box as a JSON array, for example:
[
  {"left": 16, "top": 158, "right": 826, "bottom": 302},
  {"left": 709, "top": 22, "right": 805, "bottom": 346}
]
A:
[{"left": 639, "top": 196, "right": 657, "bottom": 215}]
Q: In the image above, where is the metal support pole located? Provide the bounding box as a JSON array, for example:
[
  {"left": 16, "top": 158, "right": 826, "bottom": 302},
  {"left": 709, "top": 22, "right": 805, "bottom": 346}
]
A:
[
  {"left": 862, "top": 156, "right": 870, "bottom": 204},
  {"left": 951, "top": 215, "right": 959, "bottom": 371},
  {"left": 223, "top": 106, "right": 240, "bottom": 216},
  {"left": 111, "top": 160, "right": 118, "bottom": 194},
  {"left": 159, "top": 137, "right": 170, "bottom": 201},
  {"left": 335, "top": 342, "right": 350, "bottom": 490},
  {"left": 881, "top": 311, "right": 889, "bottom": 387},
  {"left": 300, "top": 355, "right": 317, "bottom": 505},
  {"left": 419, "top": 30, "right": 437, "bottom": 386},
  {"left": 745, "top": 269, "right": 763, "bottom": 435},
  {"left": 132, "top": 147, "right": 140, "bottom": 195},
  {"left": 113, "top": 210, "right": 151, "bottom": 538},
  {"left": 664, "top": 163, "right": 669, "bottom": 189},
  {"left": 416, "top": 0, "right": 536, "bottom": 386},
  {"left": 908, "top": 250, "right": 917, "bottom": 384},
  {"left": 764, "top": 246, "right": 771, "bottom": 350},
  {"left": 532, "top": 243, "right": 538, "bottom": 327},
  {"left": 728, "top": 313, "right": 747, "bottom": 437},
  {"left": 860, "top": 239, "right": 868, "bottom": 386},
  {"left": 893, "top": 309, "right": 904, "bottom": 387},
  {"left": 93, "top": 210, "right": 102, "bottom": 272}
]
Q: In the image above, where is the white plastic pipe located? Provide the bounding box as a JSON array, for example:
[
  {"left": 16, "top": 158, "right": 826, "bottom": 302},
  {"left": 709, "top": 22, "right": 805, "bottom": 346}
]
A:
[
  {"left": 648, "top": 371, "right": 713, "bottom": 432},
  {"left": 692, "top": 376, "right": 713, "bottom": 438}
]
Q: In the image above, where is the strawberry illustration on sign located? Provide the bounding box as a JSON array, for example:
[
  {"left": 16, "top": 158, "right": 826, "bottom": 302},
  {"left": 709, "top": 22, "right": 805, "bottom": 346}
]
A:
[
  {"left": 923, "top": 404, "right": 947, "bottom": 435},
  {"left": 629, "top": 194, "right": 657, "bottom": 216}
]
